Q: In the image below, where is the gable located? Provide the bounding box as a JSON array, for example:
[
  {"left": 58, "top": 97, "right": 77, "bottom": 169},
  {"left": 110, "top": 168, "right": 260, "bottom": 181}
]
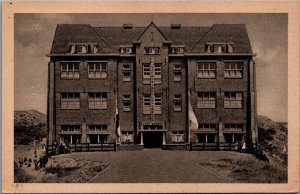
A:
[{"left": 137, "top": 22, "right": 167, "bottom": 44}]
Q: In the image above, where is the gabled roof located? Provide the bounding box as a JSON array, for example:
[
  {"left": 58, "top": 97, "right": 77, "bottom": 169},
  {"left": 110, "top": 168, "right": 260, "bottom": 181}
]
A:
[
  {"left": 93, "top": 27, "right": 145, "bottom": 51},
  {"left": 189, "top": 24, "right": 252, "bottom": 53},
  {"left": 50, "top": 24, "right": 116, "bottom": 54},
  {"left": 50, "top": 23, "right": 253, "bottom": 54},
  {"left": 137, "top": 21, "right": 168, "bottom": 41}
]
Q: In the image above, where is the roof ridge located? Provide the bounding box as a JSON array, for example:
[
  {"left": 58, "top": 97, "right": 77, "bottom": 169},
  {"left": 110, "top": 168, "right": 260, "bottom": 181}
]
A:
[{"left": 187, "top": 25, "right": 214, "bottom": 53}]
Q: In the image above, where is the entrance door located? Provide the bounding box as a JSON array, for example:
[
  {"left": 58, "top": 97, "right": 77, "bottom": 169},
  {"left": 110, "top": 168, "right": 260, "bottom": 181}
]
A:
[{"left": 143, "top": 132, "right": 162, "bottom": 148}]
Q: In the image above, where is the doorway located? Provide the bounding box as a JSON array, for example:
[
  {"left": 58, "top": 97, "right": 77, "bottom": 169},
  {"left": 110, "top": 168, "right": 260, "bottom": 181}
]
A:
[{"left": 143, "top": 132, "right": 163, "bottom": 148}]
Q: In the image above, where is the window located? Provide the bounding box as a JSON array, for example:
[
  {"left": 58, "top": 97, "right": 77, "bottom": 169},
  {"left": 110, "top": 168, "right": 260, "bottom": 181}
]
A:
[
  {"left": 143, "top": 64, "right": 150, "bottom": 81},
  {"left": 122, "top": 64, "right": 131, "bottom": 81},
  {"left": 171, "top": 47, "right": 184, "bottom": 54},
  {"left": 174, "top": 64, "right": 182, "bottom": 82},
  {"left": 88, "top": 93, "right": 107, "bottom": 109},
  {"left": 61, "top": 63, "right": 80, "bottom": 79},
  {"left": 144, "top": 47, "right": 160, "bottom": 55},
  {"left": 224, "top": 124, "right": 243, "bottom": 131},
  {"left": 174, "top": 94, "right": 182, "bottom": 111},
  {"left": 224, "top": 92, "right": 243, "bottom": 108},
  {"left": 121, "top": 131, "right": 134, "bottom": 144},
  {"left": 197, "top": 62, "right": 216, "bottom": 78},
  {"left": 205, "top": 43, "right": 234, "bottom": 53},
  {"left": 76, "top": 45, "right": 87, "bottom": 53},
  {"left": 61, "top": 125, "right": 81, "bottom": 132},
  {"left": 88, "top": 125, "right": 108, "bottom": 132},
  {"left": 120, "top": 47, "right": 133, "bottom": 54},
  {"left": 154, "top": 94, "right": 162, "bottom": 114},
  {"left": 143, "top": 124, "right": 163, "bottom": 130},
  {"left": 123, "top": 95, "right": 131, "bottom": 111},
  {"left": 154, "top": 64, "right": 162, "bottom": 80},
  {"left": 224, "top": 62, "right": 243, "bottom": 78},
  {"left": 88, "top": 62, "right": 107, "bottom": 79},
  {"left": 197, "top": 92, "right": 216, "bottom": 108},
  {"left": 143, "top": 95, "right": 151, "bottom": 114},
  {"left": 171, "top": 131, "right": 184, "bottom": 143},
  {"left": 198, "top": 124, "right": 216, "bottom": 131},
  {"left": 61, "top": 93, "right": 80, "bottom": 109}
]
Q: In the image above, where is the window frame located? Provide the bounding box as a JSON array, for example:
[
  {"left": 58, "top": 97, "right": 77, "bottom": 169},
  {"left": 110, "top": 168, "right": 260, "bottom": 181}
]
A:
[
  {"left": 88, "top": 92, "right": 108, "bottom": 110},
  {"left": 122, "top": 64, "right": 131, "bottom": 82},
  {"left": 87, "top": 125, "right": 108, "bottom": 132},
  {"left": 198, "top": 124, "right": 217, "bottom": 131},
  {"left": 197, "top": 92, "right": 216, "bottom": 109},
  {"left": 173, "top": 94, "right": 182, "bottom": 112},
  {"left": 224, "top": 124, "right": 244, "bottom": 131},
  {"left": 224, "top": 61, "right": 243, "bottom": 79},
  {"left": 88, "top": 62, "right": 108, "bottom": 79},
  {"left": 143, "top": 95, "right": 151, "bottom": 114},
  {"left": 122, "top": 95, "right": 131, "bottom": 112},
  {"left": 61, "top": 125, "right": 81, "bottom": 132},
  {"left": 61, "top": 93, "right": 80, "bottom": 110},
  {"left": 60, "top": 62, "right": 80, "bottom": 79},
  {"left": 197, "top": 62, "right": 216, "bottom": 79},
  {"left": 224, "top": 92, "right": 243, "bottom": 109}
]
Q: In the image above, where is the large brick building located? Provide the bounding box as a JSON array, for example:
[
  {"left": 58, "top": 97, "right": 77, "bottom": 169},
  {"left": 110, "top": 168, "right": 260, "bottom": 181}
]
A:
[{"left": 47, "top": 21, "right": 257, "bottom": 149}]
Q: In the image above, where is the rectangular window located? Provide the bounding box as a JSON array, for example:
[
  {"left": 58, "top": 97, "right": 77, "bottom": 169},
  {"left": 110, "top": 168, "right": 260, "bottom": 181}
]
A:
[
  {"left": 224, "top": 124, "right": 243, "bottom": 131},
  {"left": 61, "top": 125, "right": 81, "bottom": 132},
  {"left": 171, "top": 131, "right": 185, "bottom": 143},
  {"left": 121, "top": 131, "right": 134, "bottom": 143},
  {"left": 61, "top": 63, "right": 80, "bottom": 79},
  {"left": 224, "top": 92, "right": 243, "bottom": 108},
  {"left": 122, "top": 64, "right": 131, "bottom": 81},
  {"left": 143, "top": 64, "right": 150, "bottom": 81},
  {"left": 197, "top": 62, "right": 216, "bottom": 78},
  {"left": 88, "top": 62, "right": 107, "bottom": 79},
  {"left": 197, "top": 92, "right": 216, "bottom": 108},
  {"left": 174, "top": 94, "right": 182, "bottom": 111},
  {"left": 123, "top": 95, "right": 131, "bottom": 112},
  {"left": 61, "top": 93, "right": 80, "bottom": 109},
  {"left": 174, "top": 64, "right": 182, "bottom": 82},
  {"left": 224, "top": 62, "right": 243, "bottom": 78},
  {"left": 88, "top": 93, "right": 107, "bottom": 109},
  {"left": 154, "top": 64, "right": 162, "bottom": 82},
  {"left": 154, "top": 94, "right": 162, "bottom": 114},
  {"left": 143, "top": 95, "right": 151, "bottom": 114},
  {"left": 88, "top": 125, "right": 108, "bottom": 132},
  {"left": 198, "top": 124, "right": 216, "bottom": 131},
  {"left": 144, "top": 47, "right": 160, "bottom": 55}
]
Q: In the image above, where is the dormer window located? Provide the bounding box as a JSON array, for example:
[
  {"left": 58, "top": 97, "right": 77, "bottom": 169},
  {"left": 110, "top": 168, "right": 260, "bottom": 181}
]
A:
[
  {"left": 206, "top": 43, "right": 234, "bottom": 53},
  {"left": 70, "top": 44, "right": 98, "bottom": 54},
  {"left": 144, "top": 47, "right": 160, "bottom": 55},
  {"left": 170, "top": 47, "right": 184, "bottom": 54},
  {"left": 120, "top": 47, "right": 133, "bottom": 54}
]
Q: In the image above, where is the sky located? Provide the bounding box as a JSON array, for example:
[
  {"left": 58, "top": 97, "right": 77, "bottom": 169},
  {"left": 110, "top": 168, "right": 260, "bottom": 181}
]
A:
[{"left": 14, "top": 13, "right": 288, "bottom": 122}]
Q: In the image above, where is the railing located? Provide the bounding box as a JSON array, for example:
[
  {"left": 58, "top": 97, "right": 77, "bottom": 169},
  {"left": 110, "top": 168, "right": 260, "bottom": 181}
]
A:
[
  {"left": 47, "top": 142, "right": 117, "bottom": 155},
  {"left": 190, "top": 142, "right": 257, "bottom": 152}
]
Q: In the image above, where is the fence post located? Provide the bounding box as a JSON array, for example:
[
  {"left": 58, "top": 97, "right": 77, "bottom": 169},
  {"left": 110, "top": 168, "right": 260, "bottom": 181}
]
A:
[
  {"left": 203, "top": 142, "right": 205, "bottom": 150},
  {"left": 190, "top": 143, "right": 192, "bottom": 151},
  {"left": 101, "top": 143, "right": 103, "bottom": 151},
  {"left": 88, "top": 143, "right": 89, "bottom": 152},
  {"left": 114, "top": 143, "right": 117, "bottom": 151},
  {"left": 75, "top": 143, "right": 77, "bottom": 152},
  {"left": 229, "top": 142, "right": 231, "bottom": 151}
]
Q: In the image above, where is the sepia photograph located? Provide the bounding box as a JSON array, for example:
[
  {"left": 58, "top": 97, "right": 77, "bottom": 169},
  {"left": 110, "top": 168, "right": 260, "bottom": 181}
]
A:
[
  {"left": 2, "top": 1, "right": 300, "bottom": 193},
  {"left": 13, "top": 12, "right": 288, "bottom": 183}
]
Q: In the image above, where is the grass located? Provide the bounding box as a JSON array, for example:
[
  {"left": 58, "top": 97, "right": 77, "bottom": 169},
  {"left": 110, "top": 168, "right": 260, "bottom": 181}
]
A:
[{"left": 200, "top": 155, "right": 287, "bottom": 183}]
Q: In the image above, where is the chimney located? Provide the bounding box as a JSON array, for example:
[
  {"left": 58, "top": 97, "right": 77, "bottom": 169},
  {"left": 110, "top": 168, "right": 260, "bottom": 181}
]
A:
[
  {"left": 171, "top": 24, "right": 181, "bottom": 29},
  {"left": 123, "top": 24, "right": 133, "bottom": 29}
]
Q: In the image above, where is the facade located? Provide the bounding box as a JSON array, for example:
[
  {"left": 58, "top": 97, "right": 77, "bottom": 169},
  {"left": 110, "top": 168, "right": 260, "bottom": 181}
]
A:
[{"left": 47, "top": 22, "right": 257, "bottom": 149}]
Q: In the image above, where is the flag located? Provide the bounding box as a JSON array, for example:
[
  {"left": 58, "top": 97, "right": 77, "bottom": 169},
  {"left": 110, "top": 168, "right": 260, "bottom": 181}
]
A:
[
  {"left": 116, "top": 97, "right": 121, "bottom": 144},
  {"left": 188, "top": 92, "right": 198, "bottom": 146},
  {"left": 189, "top": 95, "right": 198, "bottom": 131}
]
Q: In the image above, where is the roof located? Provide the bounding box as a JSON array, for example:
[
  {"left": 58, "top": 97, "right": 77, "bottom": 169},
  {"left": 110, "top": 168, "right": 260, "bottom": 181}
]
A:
[
  {"left": 50, "top": 22, "right": 253, "bottom": 54},
  {"left": 189, "top": 24, "right": 252, "bottom": 53}
]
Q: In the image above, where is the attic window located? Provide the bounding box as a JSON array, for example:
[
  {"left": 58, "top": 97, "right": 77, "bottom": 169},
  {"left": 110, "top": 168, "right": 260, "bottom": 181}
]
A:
[
  {"left": 120, "top": 47, "right": 133, "bottom": 54},
  {"left": 123, "top": 24, "right": 133, "bottom": 29},
  {"left": 206, "top": 43, "right": 234, "bottom": 53},
  {"left": 171, "top": 24, "right": 181, "bottom": 29},
  {"left": 171, "top": 47, "right": 184, "bottom": 54},
  {"left": 70, "top": 44, "right": 98, "bottom": 54}
]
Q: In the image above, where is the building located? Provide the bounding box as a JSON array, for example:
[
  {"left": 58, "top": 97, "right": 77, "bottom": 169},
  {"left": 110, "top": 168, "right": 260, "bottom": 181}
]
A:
[{"left": 47, "top": 21, "right": 257, "bottom": 149}]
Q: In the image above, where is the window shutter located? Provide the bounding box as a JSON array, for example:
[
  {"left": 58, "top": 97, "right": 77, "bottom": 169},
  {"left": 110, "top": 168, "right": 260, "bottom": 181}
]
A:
[
  {"left": 70, "top": 45, "right": 76, "bottom": 53},
  {"left": 82, "top": 46, "right": 87, "bottom": 53}
]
